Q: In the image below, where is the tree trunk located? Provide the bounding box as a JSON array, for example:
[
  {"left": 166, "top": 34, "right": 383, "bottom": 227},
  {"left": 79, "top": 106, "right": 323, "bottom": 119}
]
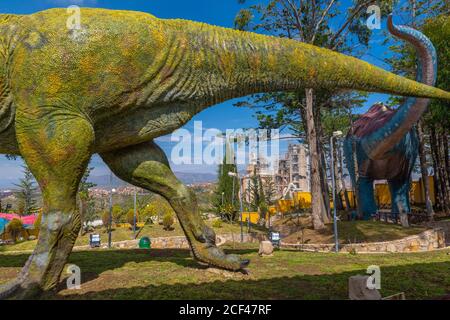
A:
[
  {"left": 338, "top": 140, "right": 352, "bottom": 212},
  {"left": 319, "top": 144, "right": 332, "bottom": 220},
  {"left": 444, "top": 133, "right": 450, "bottom": 182},
  {"left": 439, "top": 132, "right": 450, "bottom": 211},
  {"left": 314, "top": 103, "right": 332, "bottom": 222},
  {"left": 417, "top": 122, "right": 434, "bottom": 219},
  {"left": 430, "top": 129, "right": 442, "bottom": 211},
  {"left": 430, "top": 126, "right": 448, "bottom": 212},
  {"left": 332, "top": 138, "right": 344, "bottom": 210},
  {"left": 305, "top": 88, "right": 327, "bottom": 229},
  {"left": 350, "top": 121, "right": 362, "bottom": 218}
]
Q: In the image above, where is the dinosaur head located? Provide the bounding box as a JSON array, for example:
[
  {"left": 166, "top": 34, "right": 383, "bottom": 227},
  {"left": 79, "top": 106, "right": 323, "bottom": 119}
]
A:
[{"left": 352, "top": 103, "right": 396, "bottom": 139}]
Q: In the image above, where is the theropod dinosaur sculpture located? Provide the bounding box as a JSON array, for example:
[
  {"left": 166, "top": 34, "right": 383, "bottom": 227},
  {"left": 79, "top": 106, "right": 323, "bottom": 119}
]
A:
[
  {"left": 0, "top": 8, "right": 449, "bottom": 298},
  {"left": 344, "top": 16, "right": 438, "bottom": 222}
]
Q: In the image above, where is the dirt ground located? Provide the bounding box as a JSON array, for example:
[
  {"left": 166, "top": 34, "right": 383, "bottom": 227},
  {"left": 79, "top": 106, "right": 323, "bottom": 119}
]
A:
[{"left": 272, "top": 215, "right": 426, "bottom": 244}]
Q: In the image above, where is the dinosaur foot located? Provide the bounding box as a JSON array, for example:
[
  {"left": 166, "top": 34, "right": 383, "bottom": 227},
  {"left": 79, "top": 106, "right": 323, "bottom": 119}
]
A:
[
  {"left": 0, "top": 280, "right": 22, "bottom": 300},
  {"left": 0, "top": 276, "right": 42, "bottom": 300},
  {"left": 193, "top": 245, "right": 250, "bottom": 272},
  {"left": 198, "top": 245, "right": 250, "bottom": 271},
  {"left": 189, "top": 231, "right": 250, "bottom": 271}
]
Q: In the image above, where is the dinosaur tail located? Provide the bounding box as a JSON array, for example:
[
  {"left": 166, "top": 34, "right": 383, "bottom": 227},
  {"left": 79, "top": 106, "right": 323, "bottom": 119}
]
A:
[
  {"left": 284, "top": 34, "right": 449, "bottom": 101},
  {"left": 177, "top": 16, "right": 450, "bottom": 102}
]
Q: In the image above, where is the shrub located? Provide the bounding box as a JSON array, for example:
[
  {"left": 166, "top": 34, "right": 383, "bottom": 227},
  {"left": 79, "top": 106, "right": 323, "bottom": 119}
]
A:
[
  {"left": 112, "top": 205, "right": 124, "bottom": 224},
  {"left": 140, "top": 204, "right": 158, "bottom": 223},
  {"left": 126, "top": 209, "right": 139, "bottom": 229},
  {"left": 212, "top": 219, "right": 222, "bottom": 228},
  {"left": 162, "top": 213, "right": 175, "bottom": 231},
  {"left": 144, "top": 196, "right": 175, "bottom": 224},
  {"left": 219, "top": 203, "right": 239, "bottom": 222},
  {"left": 101, "top": 211, "right": 110, "bottom": 229},
  {"left": 6, "top": 219, "right": 24, "bottom": 243}
]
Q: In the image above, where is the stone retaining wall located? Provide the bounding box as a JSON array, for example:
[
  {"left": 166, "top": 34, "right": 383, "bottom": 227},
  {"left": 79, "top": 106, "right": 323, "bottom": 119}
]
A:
[
  {"left": 74, "top": 228, "right": 446, "bottom": 254},
  {"left": 149, "top": 233, "right": 264, "bottom": 249},
  {"left": 426, "top": 221, "right": 450, "bottom": 245},
  {"left": 74, "top": 233, "right": 265, "bottom": 251},
  {"left": 280, "top": 228, "right": 446, "bottom": 253}
]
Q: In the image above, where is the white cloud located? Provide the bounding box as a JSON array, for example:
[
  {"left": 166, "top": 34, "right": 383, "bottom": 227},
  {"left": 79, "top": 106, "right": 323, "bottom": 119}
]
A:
[{"left": 46, "top": 0, "right": 98, "bottom": 6}]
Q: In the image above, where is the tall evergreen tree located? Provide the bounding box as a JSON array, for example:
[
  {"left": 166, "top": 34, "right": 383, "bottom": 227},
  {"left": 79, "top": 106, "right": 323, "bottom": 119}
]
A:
[
  {"left": 214, "top": 143, "right": 240, "bottom": 222},
  {"left": 248, "top": 167, "right": 265, "bottom": 212},
  {"left": 78, "top": 164, "right": 97, "bottom": 233},
  {"left": 14, "top": 165, "right": 38, "bottom": 216}
]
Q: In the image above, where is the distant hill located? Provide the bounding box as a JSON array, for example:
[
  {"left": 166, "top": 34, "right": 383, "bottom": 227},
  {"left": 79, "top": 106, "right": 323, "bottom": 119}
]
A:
[
  {"left": 0, "top": 171, "right": 218, "bottom": 190},
  {"left": 173, "top": 172, "right": 217, "bottom": 185},
  {"left": 87, "top": 171, "right": 217, "bottom": 188}
]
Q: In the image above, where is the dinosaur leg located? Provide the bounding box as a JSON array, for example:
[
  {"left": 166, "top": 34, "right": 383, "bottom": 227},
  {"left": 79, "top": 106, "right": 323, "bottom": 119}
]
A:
[
  {"left": 101, "top": 141, "right": 249, "bottom": 271},
  {"left": 0, "top": 114, "right": 94, "bottom": 299},
  {"left": 357, "top": 177, "right": 377, "bottom": 220},
  {"left": 389, "top": 179, "right": 411, "bottom": 227}
]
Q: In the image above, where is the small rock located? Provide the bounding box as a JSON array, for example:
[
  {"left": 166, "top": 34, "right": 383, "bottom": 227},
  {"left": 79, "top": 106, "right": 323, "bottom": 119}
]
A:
[{"left": 258, "top": 241, "right": 274, "bottom": 257}]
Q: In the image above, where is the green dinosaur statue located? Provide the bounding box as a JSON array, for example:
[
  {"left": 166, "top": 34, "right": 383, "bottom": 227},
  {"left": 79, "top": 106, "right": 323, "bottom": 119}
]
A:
[{"left": 0, "top": 8, "right": 449, "bottom": 298}]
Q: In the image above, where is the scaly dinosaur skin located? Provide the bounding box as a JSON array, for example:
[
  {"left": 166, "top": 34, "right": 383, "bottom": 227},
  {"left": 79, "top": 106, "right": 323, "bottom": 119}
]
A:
[
  {"left": 0, "top": 9, "right": 449, "bottom": 298},
  {"left": 344, "top": 16, "right": 441, "bottom": 222},
  {"left": 344, "top": 103, "right": 419, "bottom": 222}
]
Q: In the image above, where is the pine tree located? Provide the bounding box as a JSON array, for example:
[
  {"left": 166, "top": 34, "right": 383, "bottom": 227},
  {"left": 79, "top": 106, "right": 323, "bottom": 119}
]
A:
[
  {"left": 248, "top": 167, "right": 267, "bottom": 212},
  {"left": 78, "top": 164, "right": 97, "bottom": 233},
  {"left": 14, "top": 165, "right": 38, "bottom": 216},
  {"left": 214, "top": 143, "right": 240, "bottom": 222},
  {"left": 263, "top": 177, "right": 277, "bottom": 206}
]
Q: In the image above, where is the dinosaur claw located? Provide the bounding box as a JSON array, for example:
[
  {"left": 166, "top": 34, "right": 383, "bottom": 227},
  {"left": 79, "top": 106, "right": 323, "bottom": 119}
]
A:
[{"left": 190, "top": 243, "right": 250, "bottom": 272}]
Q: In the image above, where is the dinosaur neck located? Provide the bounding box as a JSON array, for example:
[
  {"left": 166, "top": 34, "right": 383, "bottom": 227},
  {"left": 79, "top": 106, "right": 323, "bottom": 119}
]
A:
[
  {"left": 361, "top": 16, "right": 437, "bottom": 159},
  {"left": 163, "top": 18, "right": 449, "bottom": 108}
]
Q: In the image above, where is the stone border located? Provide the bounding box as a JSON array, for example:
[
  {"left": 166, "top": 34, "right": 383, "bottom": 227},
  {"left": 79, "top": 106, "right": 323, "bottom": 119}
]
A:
[
  {"left": 280, "top": 228, "right": 446, "bottom": 253},
  {"left": 6, "top": 229, "right": 445, "bottom": 254},
  {"left": 426, "top": 221, "right": 450, "bottom": 245},
  {"left": 72, "top": 233, "right": 265, "bottom": 251}
]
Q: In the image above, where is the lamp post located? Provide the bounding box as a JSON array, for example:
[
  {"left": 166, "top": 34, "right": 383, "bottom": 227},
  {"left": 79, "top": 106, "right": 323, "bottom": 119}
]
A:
[
  {"left": 231, "top": 173, "right": 236, "bottom": 206},
  {"left": 331, "top": 131, "right": 343, "bottom": 253},
  {"left": 228, "top": 171, "right": 244, "bottom": 242},
  {"left": 108, "top": 188, "right": 116, "bottom": 249}
]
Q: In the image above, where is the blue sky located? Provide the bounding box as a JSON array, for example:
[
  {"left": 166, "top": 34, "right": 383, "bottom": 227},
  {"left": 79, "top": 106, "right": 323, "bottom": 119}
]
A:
[{"left": 0, "top": 0, "right": 412, "bottom": 186}]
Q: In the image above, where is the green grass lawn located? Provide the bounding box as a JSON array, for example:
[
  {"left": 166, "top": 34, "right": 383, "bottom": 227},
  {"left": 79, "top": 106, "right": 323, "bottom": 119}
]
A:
[
  {"left": 0, "top": 244, "right": 449, "bottom": 300},
  {"left": 0, "top": 221, "right": 261, "bottom": 253}
]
